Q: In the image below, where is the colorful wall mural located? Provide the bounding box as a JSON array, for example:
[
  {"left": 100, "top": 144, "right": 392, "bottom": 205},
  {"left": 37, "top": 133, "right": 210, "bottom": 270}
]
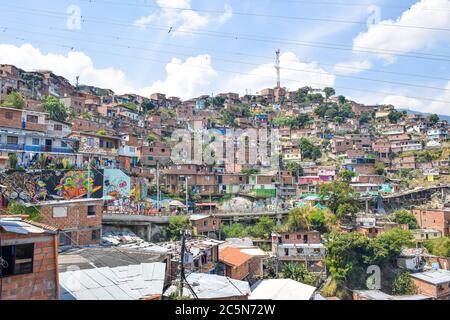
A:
[
  {"left": 103, "top": 169, "right": 130, "bottom": 200},
  {"left": 0, "top": 169, "right": 151, "bottom": 204}
]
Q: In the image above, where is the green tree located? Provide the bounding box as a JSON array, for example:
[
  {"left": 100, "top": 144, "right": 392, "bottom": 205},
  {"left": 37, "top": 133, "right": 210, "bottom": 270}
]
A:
[
  {"left": 221, "top": 222, "right": 249, "bottom": 238},
  {"left": 391, "top": 272, "right": 416, "bottom": 295},
  {"left": 96, "top": 129, "right": 107, "bottom": 136},
  {"left": 392, "top": 210, "right": 419, "bottom": 229},
  {"left": 323, "top": 87, "right": 336, "bottom": 101},
  {"left": 282, "top": 263, "right": 317, "bottom": 286},
  {"left": 299, "top": 137, "right": 321, "bottom": 160},
  {"left": 8, "top": 153, "right": 18, "bottom": 169},
  {"left": 42, "top": 96, "right": 69, "bottom": 122},
  {"left": 319, "top": 180, "right": 359, "bottom": 215},
  {"left": 1, "top": 92, "right": 26, "bottom": 109},
  {"left": 427, "top": 114, "right": 439, "bottom": 125},
  {"left": 124, "top": 102, "right": 137, "bottom": 110},
  {"left": 167, "top": 216, "right": 192, "bottom": 241},
  {"left": 338, "top": 170, "right": 356, "bottom": 183},
  {"left": 371, "top": 229, "right": 413, "bottom": 265},
  {"left": 374, "top": 162, "right": 385, "bottom": 175},
  {"left": 286, "top": 162, "right": 303, "bottom": 178},
  {"left": 324, "top": 231, "right": 373, "bottom": 287},
  {"left": 147, "top": 133, "right": 158, "bottom": 144},
  {"left": 388, "top": 110, "right": 404, "bottom": 124},
  {"left": 359, "top": 112, "right": 371, "bottom": 125},
  {"left": 423, "top": 237, "right": 450, "bottom": 257},
  {"left": 7, "top": 202, "right": 40, "bottom": 222},
  {"left": 286, "top": 207, "right": 310, "bottom": 231},
  {"left": 250, "top": 216, "right": 275, "bottom": 239},
  {"left": 337, "top": 95, "right": 346, "bottom": 105},
  {"left": 308, "top": 208, "right": 336, "bottom": 233}
]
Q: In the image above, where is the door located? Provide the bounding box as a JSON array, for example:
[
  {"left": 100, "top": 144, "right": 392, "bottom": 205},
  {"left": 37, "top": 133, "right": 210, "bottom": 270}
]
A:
[{"left": 45, "top": 139, "right": 52, "bottom": 152}]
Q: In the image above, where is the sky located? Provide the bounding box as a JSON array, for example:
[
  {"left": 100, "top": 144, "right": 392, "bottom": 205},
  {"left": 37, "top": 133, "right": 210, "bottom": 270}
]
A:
[{"left": 1, "top": 0, "right": 450, "bottom": 115}]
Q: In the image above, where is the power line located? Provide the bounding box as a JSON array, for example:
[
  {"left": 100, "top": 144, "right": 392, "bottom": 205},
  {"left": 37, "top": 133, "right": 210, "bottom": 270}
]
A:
[
  {"left": 274, "top": 0, "right": 450, "bottom": 12},
  {"left": 3, "top": 5, "right": 450, "bottom": 62},
  {"left": 4, "top": 25, "right": 450, "bottom": 93},
  {"left": 3, "top": 18, "right": 450, "bottom": 83},
  {"left": 77, "top": 0, "right": 450, "bottom": 31},
  {"left": 4, "top": 33, "right": 450, "bottom": 106}
]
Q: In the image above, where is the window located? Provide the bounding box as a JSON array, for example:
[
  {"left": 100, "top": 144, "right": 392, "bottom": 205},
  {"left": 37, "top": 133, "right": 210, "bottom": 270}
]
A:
[
  {"left": 5, "top": 112, "right": 13, "bottom": 120},
  {"left": 297, "top": 248, "right": 304, "bottom": 254},
  {"left": 54, "top": 124, "right": 62, "bottom": 131},
  {"left": 284, "top": 234, "right": 289, "bottom": 240},
  {"left": 0, "top": 243, "right": 34, "bottom": 277},
  {"left": 32, "top": 138, "right": 40, "bottom": 146},
  {"left": 91, "top": 229, "right": 101, "bottom": 240},
  {"left": 161, "top": 149, "right": 165, "bottom": 153},
  {"left": 26, "top": 115, "right": 38, "bottom": 123},
  {"left": 284, "top": 248, "right": 289, "bottom": 256},
  {"left": 99, "top": 139, "right": 104, "bottom": 148},
  {"left": 6, "top": 136, "right": 18, "bottom": 144},
  {"left": 59, "top": 232, "right": 72, "bottom": 247},
  {"left": 87, "top": 137, "right": 94, "bottom": 147},
  {"left": 203, "top": 220, "right": 208, "bottom": 226},
  {"left": 149, "top": 148, "right": 154, "bottom": 152},
  {"left": 147, "top": 156, "right": 154, "bottom": 161},
  {"left": 61, "top": 141, "right": 67, "bottom": 148},
  {"left": 87, "top": 205, "right": 96, "bottom": 216},
  {"left": 53, "top": 206, "right": 67, "bottom": 218}
]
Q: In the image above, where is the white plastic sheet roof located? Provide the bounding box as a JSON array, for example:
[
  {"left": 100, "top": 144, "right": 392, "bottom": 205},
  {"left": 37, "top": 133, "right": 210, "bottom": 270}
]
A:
[
  {"left": 0, "top": 218, "right": 47, "bottom": 235},
  {"left": 249, "top": 279, "right": 316, "bottom": 300},
  {"left": 186, "top": 273, "right": 251, "bottom": 299},
  {"left": 59, "top": 262, "right": 166, "bottom": 300}
]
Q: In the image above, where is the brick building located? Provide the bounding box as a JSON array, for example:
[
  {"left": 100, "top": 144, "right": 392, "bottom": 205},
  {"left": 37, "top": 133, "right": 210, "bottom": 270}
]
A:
[
  {"left": 413, "top": 209, "right": 450, "bottom": 236},
  {"left": 32, "top": 199, "right": 103, "bottom": 247},
  {"left": 0, "top": 217, "right": 59, "bottom": 300},
  {"left": 410, "top": 269, "right": 450, "bottom": 300},
  {"left": 219, "top": 247, "right": 252, "bottom": 280}
]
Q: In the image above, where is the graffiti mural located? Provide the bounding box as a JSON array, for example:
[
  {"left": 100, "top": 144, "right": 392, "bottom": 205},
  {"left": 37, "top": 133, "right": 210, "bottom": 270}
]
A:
[
  {"left": 103, "top": 169, "right": 130, "bottom": 199},
  {"left": 53, "top": 170, "right": 103, "bottom": 199}
]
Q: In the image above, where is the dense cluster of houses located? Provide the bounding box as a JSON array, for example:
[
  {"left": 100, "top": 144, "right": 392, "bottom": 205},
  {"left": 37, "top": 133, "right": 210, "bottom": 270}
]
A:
[{"left": 1, "top": 63, "right": 449, "bottom": 301}]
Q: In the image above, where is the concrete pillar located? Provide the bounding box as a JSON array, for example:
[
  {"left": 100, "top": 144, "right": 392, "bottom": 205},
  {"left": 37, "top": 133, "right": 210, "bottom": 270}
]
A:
[
  {"left": 276, "top": 214, "right": 282, "bottom": 226},
  {"left": 147, "top": 223, "right": 153, "bottom": 242}
]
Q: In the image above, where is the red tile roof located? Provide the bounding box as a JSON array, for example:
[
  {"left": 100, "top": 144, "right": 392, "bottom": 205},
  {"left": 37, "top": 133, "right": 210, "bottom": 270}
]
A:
[{"left": 219, "top": 247, "right": 252, "bottom": 267}]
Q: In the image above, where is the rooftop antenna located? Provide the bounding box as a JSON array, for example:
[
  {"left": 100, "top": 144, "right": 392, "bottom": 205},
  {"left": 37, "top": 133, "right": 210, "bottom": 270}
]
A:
[
  {"left": 275, "top": 49, "right": 281, "bottom": 88},
  {"left": 75, "top": 75, "right": 79, "bottom": 89}
]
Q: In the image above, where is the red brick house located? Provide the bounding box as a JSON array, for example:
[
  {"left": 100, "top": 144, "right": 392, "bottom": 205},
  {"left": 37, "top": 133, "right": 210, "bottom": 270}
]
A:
[
  {"left": 0, "top": 217, "right": 59, "bottom": 300},
  {"left": 31, "top": 199, "right": 103, "bottom": 247},
  {"left": 413, "top": 209, "right": 450, "bottom": 236},
  {"left": 219, "top": 247, "right": 252, "bottom": 280}
]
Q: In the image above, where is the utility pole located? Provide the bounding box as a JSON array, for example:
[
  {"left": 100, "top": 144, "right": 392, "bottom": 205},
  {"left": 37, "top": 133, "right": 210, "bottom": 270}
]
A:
[
  {"left": 275, "top": 49, "right": 281, "bottom": 88},
  {"left": 87, "top": 156, "right": 92, "bottom": 198},
  {"left": 275, "top": 236, "right": 280, "bottom": 278},
  {"left": 185, "top": 177, "right": 189, "bottom": 214},
  {"left": 0, "top": 78, "right": 3, "bottom": 103},
  {"left": 156, "top": 160, "right": 160, "bottom": 210},
  {"left": 179, "top": 229, "right": 187, "bottom": 297}
]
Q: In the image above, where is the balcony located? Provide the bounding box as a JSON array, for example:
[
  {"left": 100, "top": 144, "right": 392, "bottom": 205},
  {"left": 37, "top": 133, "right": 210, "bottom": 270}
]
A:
[
  {"left": 23, "top": 145, "right": 74, "bottom": 154},
  {"left": 0, "top": 143, "right": 23, "bottom": 151}
]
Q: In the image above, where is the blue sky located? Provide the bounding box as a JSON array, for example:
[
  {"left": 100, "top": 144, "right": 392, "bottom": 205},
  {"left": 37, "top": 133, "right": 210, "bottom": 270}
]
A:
[{"left": 1, "top": 0, "right": 450, "bottom": 115}]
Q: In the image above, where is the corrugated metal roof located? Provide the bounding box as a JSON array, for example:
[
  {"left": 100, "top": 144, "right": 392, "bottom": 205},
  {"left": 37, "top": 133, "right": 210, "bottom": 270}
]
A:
[
  {"left": 410, "top": 269, "right": 450, "bottom": 285},
  {"left": 59, "top": 263, "right": 166, "bottom": 300},
  {"left": 0, "top": 218, "right": 48, "bottom": 234}
]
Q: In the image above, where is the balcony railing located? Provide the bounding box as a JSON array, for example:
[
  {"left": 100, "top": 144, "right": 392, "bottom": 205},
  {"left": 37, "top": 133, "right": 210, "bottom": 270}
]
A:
[
  {"left": 0, "top": 144, "right": 74, "bottom": 153},
  {"left": 0, "top": 143, "right": 23, "bottom": 151}
]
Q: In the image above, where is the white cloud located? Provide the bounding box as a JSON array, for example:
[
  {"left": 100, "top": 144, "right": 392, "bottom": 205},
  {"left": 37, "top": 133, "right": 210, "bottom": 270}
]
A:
[
  {"left": 222, "top": 51, "right": 335, "bottom": 94},
  {"left": 0, "top": 43, "right": 218, "bottom": 100},
  {"left": 218, "top": 4, "right": 233, "bottom": 24},
  {"left": 133, "top": 0, "right": 232, "bottom": 35},
  {"left": 425, "top": 81, "right": 450, "bottom": 114},
  {"left": 0, "top": 43, "right": 131, "bottom": 92},
  {"left": 137, "top": 54, "right": 218, "bottom": 99},
  {"left": 333, "top": 60, "right": 372, "bottom": 75},
  {"left": 353, "top": 0, "right": 450, "bottom": 62}
]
